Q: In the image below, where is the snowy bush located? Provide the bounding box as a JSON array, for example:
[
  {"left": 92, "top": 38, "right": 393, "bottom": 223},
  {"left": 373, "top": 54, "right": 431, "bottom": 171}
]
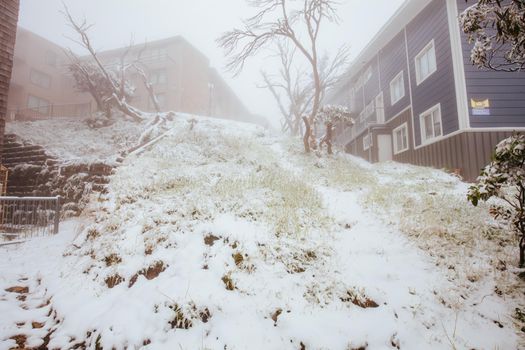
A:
[
  {"left": 316, "top": 105, "right": 354, "bottom": 155},
  {"left": 468, "top": 134, "right": 525, "bottom": 267},
  {"left": 460, "top": 0, "right": 525, "bottom": 71},
  {"left": 316, "top": 105, "right": 354, "bottom": 125}
]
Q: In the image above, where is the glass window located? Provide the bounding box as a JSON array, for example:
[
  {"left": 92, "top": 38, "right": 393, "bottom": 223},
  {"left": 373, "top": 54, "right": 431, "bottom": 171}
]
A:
[
  {"left": 420, "top": 104, "right": 442, "bottom": 143},
  {"left": 150, "top": 69, "right": 167, "bottom": 85},
  {"left": 363, "top": 134, "right": 373, "bottom": 150},
  {"left": 415, "top": 40, "right": 437, "bottom": 85},
  {"left": 30, "top": 69, "right": 52, "bottom": 88},
  {"left": 27, "top": 95, "right": 50, "bottom": 115},
  {"left": 375, "top": 92, "right": 384, "bottom": 123},
  {"left": 393, "top": 123, "right": 409, "bottom": 154},
  {"left": 390, "top": 71, "right": 404, "bottom": 105}
]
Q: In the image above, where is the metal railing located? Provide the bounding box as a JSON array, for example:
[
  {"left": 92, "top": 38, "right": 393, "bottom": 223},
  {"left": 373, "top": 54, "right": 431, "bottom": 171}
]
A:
[
  {"left": 0, "top": 196, "right": 61, "bottom": 245},
  {"left": 7, "top": 102, "right": 93, "bottom": 121}
]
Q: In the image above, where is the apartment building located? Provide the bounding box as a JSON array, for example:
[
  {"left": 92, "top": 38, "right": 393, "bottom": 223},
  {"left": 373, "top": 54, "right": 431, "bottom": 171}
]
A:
[
  {"left": 7, "top": 28, "right": 259, "bottom": 125},
  {"left": 330, "top": 0, "right": 525, "bottom": 181},
  {"left": 0, "top": 0, "right": 20, "bottom": 149}
]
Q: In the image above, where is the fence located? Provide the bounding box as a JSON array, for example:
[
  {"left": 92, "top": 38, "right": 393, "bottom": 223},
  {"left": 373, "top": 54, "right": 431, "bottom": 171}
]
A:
[
  {"left": 7, "top": 102, "right": 93, "bottom": 121},
  {"left": 0, "top": 196, "right": 61, "bottom": 245}
]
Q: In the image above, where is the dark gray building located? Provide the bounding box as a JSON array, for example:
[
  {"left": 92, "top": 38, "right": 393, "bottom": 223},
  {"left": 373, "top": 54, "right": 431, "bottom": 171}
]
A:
[{"left": 331, "top": 0, "right": 525, "bottom": 181}]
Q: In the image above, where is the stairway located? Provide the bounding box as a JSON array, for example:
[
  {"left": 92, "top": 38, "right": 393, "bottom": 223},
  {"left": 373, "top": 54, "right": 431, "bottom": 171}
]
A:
[{"left": 1, "top": 134, "right": 115, "bottom": 215}]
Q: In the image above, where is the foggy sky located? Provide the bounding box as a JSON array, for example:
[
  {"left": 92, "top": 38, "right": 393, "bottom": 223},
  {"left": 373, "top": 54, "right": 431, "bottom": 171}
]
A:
[{"left": 18, "top": 0, "right": 405, "bottom": 127}]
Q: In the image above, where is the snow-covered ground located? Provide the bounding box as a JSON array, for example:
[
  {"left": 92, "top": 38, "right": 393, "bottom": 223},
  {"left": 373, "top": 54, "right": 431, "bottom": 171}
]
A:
[
  {"left": 6, "top": 117, "right": 144, "bottom": 163},
  {"left": 1, "top": 115, "right": 524, "bottom": 349}
]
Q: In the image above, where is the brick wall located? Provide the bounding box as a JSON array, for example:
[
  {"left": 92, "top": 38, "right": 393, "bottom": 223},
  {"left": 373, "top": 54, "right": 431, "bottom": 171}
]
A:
[{"left": 0, "top": 0, "right": 20, "bottom": 160}]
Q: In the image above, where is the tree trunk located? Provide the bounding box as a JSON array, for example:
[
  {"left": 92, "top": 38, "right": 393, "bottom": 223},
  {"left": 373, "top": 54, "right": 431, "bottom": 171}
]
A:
[
  {"left": 519, "top": 233, "right": 525, "bottom": 267},
  {"left": 302, "top": 116, "right": 311, "bottom": 153},
  {"left": 324, "top": 122, "right": 333, "bottom": 155}
]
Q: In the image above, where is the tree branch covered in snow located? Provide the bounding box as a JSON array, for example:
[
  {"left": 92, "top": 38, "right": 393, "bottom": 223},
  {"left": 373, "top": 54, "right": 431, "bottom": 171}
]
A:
[
  {"left": 460, "top": 0, "right": 525, "bottom": 72},
  {"left": 63, "top": 5, "right": 143, "bottom": 123},
  {"left": 468, "top": 134, "right": 525, "bottom": 267},
  {"left": 316, "top": 105, "right": 354, "bottom": 155}
]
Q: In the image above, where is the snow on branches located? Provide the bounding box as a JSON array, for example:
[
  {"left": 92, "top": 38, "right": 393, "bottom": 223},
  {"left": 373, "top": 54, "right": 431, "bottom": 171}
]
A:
[
  {"left": 460, "top": 0, "right": 525, "bottom": 72},
  {"left": 316, "top": 105, "right": 354, "bottom": 155},
  {"left": 468, "top": 134, "right": 525, "bottom": 267},
  {"left": 316, "top": 105, "right": 354, "bottom": 125}
]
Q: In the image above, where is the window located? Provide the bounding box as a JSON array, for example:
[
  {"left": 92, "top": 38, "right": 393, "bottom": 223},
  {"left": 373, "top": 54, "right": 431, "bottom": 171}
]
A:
[
  {"left": 375, "top": 92, "right": 384, "bottom": 123},
  {"left": 364, "top": 100, "right": 375, "bottom": 119},
  {"left": 150, "top": 70, "right": 167, "bottom": 85},
  {"left": 419, "top": 104, "right": 442, "bottom": 144},
  {"left": 363, "top": 133, "right": 373, "bottom": 150},
  {"left": 149, "top": 47, "right": 168, "bottom": 60},
  {"left": 415, "top": 40, "right": 437, "bottom": 85},
  {"left": 27, "top": 95, "right": 50, "bottom": 115},
  {"left": 393, "top": 123, "right": 409, "bottom": 154},
  {"left": 354, "top": 66, "right": 372, "bottom": 91},
  {"left": 30, "top": 69, "right": 51, "bottom": 88},
  {"left": 390, "top": 71, "right": 404, "bottom": 105}
]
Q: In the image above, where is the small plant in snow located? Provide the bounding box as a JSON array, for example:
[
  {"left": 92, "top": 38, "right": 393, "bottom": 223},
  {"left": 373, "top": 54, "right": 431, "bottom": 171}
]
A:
[
  {"left": 316, "top": 105, "right": 354, "bottom": 155},
  {"left": 467, "top": 134, "right": 525, "bottom": 267}
]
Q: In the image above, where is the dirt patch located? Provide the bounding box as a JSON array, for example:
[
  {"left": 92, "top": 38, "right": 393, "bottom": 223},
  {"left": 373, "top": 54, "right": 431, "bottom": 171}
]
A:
[
  {"left": 5, "top": 286, "right": 29, "bottom": 294},
  {"left": 340, "top": 289, "right": 379, "bottom": 309},
  {"left": 222, "top": 274, "right": 236, "bottom": 291},
  {"left": 105, "top": 274, "right": 124, "bottom": 288},
  {"left": 199, "top": 307, "right": 211, "bottom": 323},
  {"left": 232, "top": 252, "right": 244, "bottom": 266},
  {"left": 32, "top": 321, "right": 45, "bottom": 329},
  {"left": 104, "top": 253, "right": 122, "bottom": 266},
  {"left": 204, "top": 234, "right": 220, "bottom": 246},
  {"left": 10, "top": 334, "right": 27, "bottom": 348},
  {"left": 271, "top": 308, "right": 282, "bottom": 326},
  {"left": 168, "top": 304, "right": 193, "bottom": 329},
  {"left": 129, "top": 261, "right": 166, "bottom": 287}
]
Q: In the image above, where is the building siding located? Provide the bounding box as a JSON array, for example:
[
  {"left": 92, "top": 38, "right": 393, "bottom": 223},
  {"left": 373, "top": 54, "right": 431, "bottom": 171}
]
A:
[
  {"left": 457, "top": 0, "right": 525, "bottom": 129},
  {"left": 379, "top": 30, "right": 410, "bottom": 121},
  {"left": 0, "top": 0, "right": 20, "bottom": 159},
  {"left": 406, "top": 0, "right": 459, "bottom": 146}
]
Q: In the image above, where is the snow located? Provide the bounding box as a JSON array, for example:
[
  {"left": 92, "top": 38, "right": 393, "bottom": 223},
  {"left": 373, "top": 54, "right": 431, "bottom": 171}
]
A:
[
  {"left": 5, "top": 116, "right": 144, "bottom": 163},
  {"left": 1, "top": 114, "right": 523, "bottom": 349}
]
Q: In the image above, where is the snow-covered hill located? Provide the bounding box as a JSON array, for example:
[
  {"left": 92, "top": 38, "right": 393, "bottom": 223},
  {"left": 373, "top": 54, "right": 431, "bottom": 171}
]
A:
[{"left": 1, "top": 115, "right": 523, "bottom": 349}]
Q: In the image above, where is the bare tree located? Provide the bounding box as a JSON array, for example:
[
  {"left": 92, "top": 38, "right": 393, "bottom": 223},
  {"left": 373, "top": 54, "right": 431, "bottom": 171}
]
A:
[
  {"left": 134, "top": 46, "right": 162, "bottom": 113},
  {"left": 218, "top": 0, "right": 347, "bottom": 152},
  {"left": 63, "top": 5, "right": 143, "bottom": 122},
  {"left": 260, "top": 42, "right": 312, "bottom": 136}
]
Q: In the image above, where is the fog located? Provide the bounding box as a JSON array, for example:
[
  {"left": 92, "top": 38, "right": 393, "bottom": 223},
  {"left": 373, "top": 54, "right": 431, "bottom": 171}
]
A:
[{"left": 19, "top": 0, "right": 404, "bottom": 127}]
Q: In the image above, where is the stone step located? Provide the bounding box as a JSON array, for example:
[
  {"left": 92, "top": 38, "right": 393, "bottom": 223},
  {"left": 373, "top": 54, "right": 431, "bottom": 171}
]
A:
[
  {"left": 4, "top": 161, "right": 47, "bottom": 169},
  {"left": 2, "top": 145, "right": 45, "bottom": 154},
  {"left": 3, "top": 155, "right": 49, "bottom": 165},
  {"left": 3, "top": 149, "right": 48, "bottom": 161}
]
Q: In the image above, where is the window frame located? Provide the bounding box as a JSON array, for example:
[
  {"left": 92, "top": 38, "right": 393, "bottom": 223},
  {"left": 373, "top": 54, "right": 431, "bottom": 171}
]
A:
[
  {"left": 389, "top": 70, "right": 405, "bottom": 106},
  {"left": 150, "top": 69, "right": 167, "bottom": 85},
  {"left": 363, "top": 133, "right": 373, "bottom": 151},
  {"left": 419, "top": 103, "right": 443, "bottom": 145},
  {"left": 30, "top": 69, "right": 52, "bottom": 89},
  {"left": 393, "top": 122, "right": 409, "bottom": 155},
  {"left": 415, "top": 39, "right": 437, "bottom": 85},
  {"left": 375, "top": 92, "right": 384, "bottom": 124},
  {"left": 27, "top": 94, "right": 50, "bottom": 115}
]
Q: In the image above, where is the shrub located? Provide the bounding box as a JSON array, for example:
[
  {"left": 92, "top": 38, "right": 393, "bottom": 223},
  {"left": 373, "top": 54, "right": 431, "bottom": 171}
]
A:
[{"left": 467, "top": 134, "right": 525, "bottom": 267}]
